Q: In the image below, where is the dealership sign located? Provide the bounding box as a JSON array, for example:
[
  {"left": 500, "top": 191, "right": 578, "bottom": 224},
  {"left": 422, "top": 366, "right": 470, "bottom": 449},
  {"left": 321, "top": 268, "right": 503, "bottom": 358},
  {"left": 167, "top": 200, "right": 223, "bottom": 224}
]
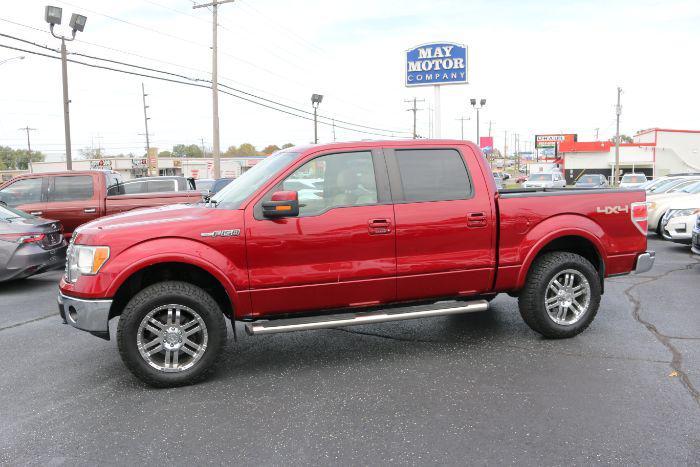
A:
[
  {"left": 535, "top": 134, "right": 577, "bottom": 149},
  {"left": 405, "top": 42, "right": 467, "bottom": 87}
]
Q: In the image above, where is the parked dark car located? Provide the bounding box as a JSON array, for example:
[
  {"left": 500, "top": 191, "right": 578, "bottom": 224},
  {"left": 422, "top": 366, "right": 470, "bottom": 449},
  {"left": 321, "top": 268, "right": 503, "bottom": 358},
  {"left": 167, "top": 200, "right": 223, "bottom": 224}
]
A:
[
  {"left": 210, "top": 178, "right": 234, "bottom": 194},
  {"left": 0, "top": 204, "right": 67, "bottom": 282},
  {"left": 574, "top": 174, "right": 609, "bottom": 189}
]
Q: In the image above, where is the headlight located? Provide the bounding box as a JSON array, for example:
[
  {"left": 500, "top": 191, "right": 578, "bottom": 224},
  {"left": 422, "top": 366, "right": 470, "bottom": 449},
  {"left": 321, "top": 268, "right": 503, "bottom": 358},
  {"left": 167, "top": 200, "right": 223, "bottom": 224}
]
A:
[
  {"left": 669, "top": 208, "right": 700, "bottom": 218},
  {"left": 66, "top": 244, "right": 110, "bottom": 283}
]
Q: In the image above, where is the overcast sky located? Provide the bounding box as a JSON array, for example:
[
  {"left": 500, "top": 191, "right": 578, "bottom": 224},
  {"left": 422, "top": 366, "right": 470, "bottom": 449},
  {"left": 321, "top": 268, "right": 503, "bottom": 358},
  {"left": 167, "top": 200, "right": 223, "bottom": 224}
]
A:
[{"left": 1, "top": 0, "right": 699, "bottom": 162}]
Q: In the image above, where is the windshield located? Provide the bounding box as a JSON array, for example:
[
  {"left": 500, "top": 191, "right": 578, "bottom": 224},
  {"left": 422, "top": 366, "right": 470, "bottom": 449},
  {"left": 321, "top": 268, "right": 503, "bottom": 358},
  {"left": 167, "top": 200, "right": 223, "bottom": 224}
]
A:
[
  {"left": 621, "top": 174, "right": 646, "bottom": 183},
  {"left": 680, "top": 181, "right": 700, "bottom": 194},
  {"left": 528, "top": 174, "right": 552, "bottom": 181},
  {"left": 211, "top": 151, "right": 299, "bottom": 208},
  {"left": 0, "top": 204, "right": 32, "bottom": 221},
  {"left": 649, "top": 178, "right": 684, "bottom": 193},
  {"left": 577, "top": 175, "right": 600, "bottom": 183}
]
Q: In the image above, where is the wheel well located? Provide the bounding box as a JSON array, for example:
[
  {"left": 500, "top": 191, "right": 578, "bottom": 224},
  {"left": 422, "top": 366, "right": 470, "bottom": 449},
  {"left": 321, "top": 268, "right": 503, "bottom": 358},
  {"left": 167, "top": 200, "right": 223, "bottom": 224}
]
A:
[
  {"left": 109, "top": 262, "right": 233, "bottom": 321},
  {"left": 535, "top": 235, "right": 605, "bottom": 289}
]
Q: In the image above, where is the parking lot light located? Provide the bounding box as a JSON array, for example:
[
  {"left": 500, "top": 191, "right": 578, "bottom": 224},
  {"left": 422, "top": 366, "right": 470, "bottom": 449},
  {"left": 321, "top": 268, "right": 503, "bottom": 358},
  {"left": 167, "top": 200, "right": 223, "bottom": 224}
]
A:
[{"left": 44, "top": 5, "right": 62, "bottom": 25}]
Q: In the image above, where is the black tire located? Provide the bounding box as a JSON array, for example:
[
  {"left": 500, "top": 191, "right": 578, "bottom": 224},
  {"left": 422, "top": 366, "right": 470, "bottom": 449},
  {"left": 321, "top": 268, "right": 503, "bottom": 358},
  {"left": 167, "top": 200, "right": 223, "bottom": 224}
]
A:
[
  {"left": 117, "top": 281, "right": 226, "bottom": 387},
  {"left": 518, "top": 252, "right": 601, "bottom": 339}
]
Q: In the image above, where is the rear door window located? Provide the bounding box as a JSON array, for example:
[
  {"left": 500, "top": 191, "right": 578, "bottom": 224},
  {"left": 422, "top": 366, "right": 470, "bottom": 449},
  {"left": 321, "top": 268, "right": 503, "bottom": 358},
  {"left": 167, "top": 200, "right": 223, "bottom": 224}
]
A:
[
  {"left": 394, "top": 149, "right": 472, "bottom": 202},
  {"left": 0, "top": 177, "right": 44, "bottom": 206},
  {"left": 49, "top": 175, "right": 94, "bottom": 202},
  {"left": 123, "top": 180, "right": 148, "bottom": 194},
  {"left": 148, "top": 180, "right": 176, "bottom": 192}
]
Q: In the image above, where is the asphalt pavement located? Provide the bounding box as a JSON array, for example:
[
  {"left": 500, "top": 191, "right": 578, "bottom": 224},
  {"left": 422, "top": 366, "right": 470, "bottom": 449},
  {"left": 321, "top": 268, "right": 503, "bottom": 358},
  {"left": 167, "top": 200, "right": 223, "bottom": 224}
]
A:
[{"left": 0, "top": 237, "right": 698, "bottom": 465}]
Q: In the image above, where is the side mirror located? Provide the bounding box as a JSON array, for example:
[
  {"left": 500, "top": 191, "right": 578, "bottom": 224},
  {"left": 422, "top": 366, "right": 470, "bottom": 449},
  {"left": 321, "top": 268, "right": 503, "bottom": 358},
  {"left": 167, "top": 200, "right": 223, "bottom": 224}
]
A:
[{"left": 262, "top": 191, "right": 299, "bottom": 218}]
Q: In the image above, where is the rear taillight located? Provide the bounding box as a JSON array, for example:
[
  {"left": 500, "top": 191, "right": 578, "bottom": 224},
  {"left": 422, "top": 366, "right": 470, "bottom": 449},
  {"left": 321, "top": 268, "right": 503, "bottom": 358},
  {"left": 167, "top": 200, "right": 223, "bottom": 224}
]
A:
[
  {"left": 0, "top": 233, "right": 46, "bottom": 244},
  {"left": 631, "top": 202, "right": 648, "bottom": 235}
]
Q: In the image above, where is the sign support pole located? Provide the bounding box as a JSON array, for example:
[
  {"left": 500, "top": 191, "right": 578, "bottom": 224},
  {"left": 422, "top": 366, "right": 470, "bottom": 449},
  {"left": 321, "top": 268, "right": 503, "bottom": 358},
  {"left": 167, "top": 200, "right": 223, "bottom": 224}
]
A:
[{"left": 433, "top": 85, "right": 441, "bottom": 138}]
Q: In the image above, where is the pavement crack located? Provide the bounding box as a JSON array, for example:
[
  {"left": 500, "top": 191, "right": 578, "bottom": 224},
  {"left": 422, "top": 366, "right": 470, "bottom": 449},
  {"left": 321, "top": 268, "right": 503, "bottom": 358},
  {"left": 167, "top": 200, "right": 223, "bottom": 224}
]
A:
[
  {"left": 0, "top": 313, "right": 56, "bottom": 332},
  {"left": 623, "top": 257, "right": 700, "bottom": 408}
]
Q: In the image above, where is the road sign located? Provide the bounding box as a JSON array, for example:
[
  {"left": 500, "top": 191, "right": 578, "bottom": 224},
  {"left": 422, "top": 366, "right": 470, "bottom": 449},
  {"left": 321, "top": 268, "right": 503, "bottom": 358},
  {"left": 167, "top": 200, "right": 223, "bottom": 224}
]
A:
[{"left": 405, "top": 42, "right": 467, "bottom": 87}]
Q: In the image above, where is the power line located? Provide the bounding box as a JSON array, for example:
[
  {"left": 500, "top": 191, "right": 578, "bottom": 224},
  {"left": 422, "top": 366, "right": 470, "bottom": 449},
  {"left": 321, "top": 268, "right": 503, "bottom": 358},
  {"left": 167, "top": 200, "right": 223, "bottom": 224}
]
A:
[
  {"left": 0, "top": 42, "right": 408, "bottom": 139},
  {"left": 0, "top": 32, "right": 410, "bottom": 135}
]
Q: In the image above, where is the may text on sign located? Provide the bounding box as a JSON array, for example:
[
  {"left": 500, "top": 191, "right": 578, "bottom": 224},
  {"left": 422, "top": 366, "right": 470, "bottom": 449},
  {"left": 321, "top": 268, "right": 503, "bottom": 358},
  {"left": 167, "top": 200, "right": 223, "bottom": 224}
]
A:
[{"left": 405, "top": 42, "right": 467, "bottom": 87}]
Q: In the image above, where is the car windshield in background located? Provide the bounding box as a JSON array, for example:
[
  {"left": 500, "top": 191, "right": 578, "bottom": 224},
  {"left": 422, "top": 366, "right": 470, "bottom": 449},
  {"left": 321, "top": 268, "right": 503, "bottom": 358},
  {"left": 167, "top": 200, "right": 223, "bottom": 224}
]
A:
[
  {"left": 578, "top": 175, "right": 600, "bottom": 183},
  {"left": 211, "top": 151, "right": 299, "bottom": 209},
  {"left": 649, "top": 178, "right": 682, "bottom": 193},
  {"left": 678, "top": 181, "right": 700, "bottom": 193},
  {"left": 622, "top": 175, "right": 646, "bottom": 183},
  {"left": 0, "top": 204, "right": 33, "bottom": 221},
  {"left": 528, "top": 174, "right": 552, "bottom": 181}
]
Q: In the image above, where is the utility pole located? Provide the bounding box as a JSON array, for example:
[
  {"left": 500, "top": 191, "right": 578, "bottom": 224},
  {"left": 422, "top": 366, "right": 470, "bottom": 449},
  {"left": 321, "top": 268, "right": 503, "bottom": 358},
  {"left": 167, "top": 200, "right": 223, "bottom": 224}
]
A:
[
  {"left": 488, "top": 120, "right": 494, "bottom": 137},
  {"left": 613, "top": 86, "right": 622, "bottom": 186},
  {"left": 405, "top": 98, "right": 425, "bottom": 139},
  {"left": 503, "top": 130, "right": 508, "bottom": 167},
  {"left": 141, "top": 83, "right": 151, "bottom": 157},
  {"left": 455, "top": 116, "right": 470, "bottom": 140},
  {"left": 201, "top": 137, "right": 207, "bottom": 157},
  {"left": 332, "top": 119, "right": 337, "bottom": 142},
  {"left": 594, "top": 127, "right": 600, "bottom": 141},
  {"left": 193, "top": 0, "right": 235, "bottom": 179},
  {"left": 18, "top": 126, "right": 37, "bottom": 173}
]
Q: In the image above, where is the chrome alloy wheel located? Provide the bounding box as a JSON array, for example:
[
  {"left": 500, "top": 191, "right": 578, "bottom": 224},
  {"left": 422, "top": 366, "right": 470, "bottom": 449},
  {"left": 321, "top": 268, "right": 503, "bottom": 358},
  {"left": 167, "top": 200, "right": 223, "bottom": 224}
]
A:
[
  {"left": 544, "top": 269, "right": 591, "bottom": 326},
  {"left": 136, "top": 305, "right": 208, "bottom": 372}
]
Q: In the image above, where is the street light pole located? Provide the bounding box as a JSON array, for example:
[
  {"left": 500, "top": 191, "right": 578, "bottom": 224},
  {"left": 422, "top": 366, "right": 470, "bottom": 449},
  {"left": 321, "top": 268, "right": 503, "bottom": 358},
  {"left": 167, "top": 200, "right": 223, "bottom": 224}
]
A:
[
  {"left": 470, "top": 98, "right": 486, "bottom": 145},
  {"left": 613, "top": 86, "right": 622, "bottom": 186},
  {"left": 45, "top": 5, "right": 87, "bottom": 171},
  {"left": 311, "top": 94, "right": 323, "bottom": 143},
  {"left": 59, "top": 37, "right": 73, "bottom": 170},
  {"left": 18, "top": 125, "right": 37, "bottom": 173}
]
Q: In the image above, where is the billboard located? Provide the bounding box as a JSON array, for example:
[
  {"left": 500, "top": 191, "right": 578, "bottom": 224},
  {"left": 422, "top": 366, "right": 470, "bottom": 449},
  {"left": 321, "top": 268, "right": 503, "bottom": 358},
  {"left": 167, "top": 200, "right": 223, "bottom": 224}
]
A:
[
  {"left": 479, "top": 136, "right": 494, "bottom": 154},
  {"left": 535, "top": 134, "right": 577, "bottom": 149},
  {"left": 406, "top": 42, "right": 467, "bottom": 87}
]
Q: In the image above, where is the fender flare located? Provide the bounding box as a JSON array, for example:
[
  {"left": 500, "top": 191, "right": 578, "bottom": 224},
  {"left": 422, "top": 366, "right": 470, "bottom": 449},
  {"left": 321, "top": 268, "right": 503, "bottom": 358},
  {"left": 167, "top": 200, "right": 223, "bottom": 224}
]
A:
[
  {"left": 105, "top": 238, "right": 242, "bottom": 311},
  {"left": 515, "top": 215, "right": 607, "bottom": 289}
]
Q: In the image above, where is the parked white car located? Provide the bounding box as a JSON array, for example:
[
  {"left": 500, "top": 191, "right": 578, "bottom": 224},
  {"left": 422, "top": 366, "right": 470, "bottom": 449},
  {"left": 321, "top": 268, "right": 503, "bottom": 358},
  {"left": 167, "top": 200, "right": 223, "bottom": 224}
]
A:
[
  {"left": 647, "top": 180, "right": 700, "bottom": 233},
  {"left": 523, "top": 172, "right": 566, "bottom": 189},
  {"left": 619, "top": 173, "right": 648, "bottom": 188},
  {"left": 659, "top": 197, "right": 700, "bottom": 244}
]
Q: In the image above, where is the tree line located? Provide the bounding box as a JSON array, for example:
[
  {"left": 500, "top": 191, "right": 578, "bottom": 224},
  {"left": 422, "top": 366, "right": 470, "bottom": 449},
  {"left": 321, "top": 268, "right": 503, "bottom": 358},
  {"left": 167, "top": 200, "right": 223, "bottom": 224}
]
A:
[
  {"left": 0, "top": 146, "right": 45, "bottom": 170},
  {"left": 158, "top": 142, "right": 294, "bottom": 159}
]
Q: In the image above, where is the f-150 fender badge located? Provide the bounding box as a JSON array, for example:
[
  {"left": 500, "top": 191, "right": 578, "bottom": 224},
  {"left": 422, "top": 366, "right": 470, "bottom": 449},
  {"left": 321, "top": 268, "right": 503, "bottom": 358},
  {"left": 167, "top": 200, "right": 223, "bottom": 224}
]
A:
[
  {"left": 201, "top": 229, "right": 241, "bottom": 238},
  {"left": 596, "top": 205, "right": 629, "bottom": 215}
]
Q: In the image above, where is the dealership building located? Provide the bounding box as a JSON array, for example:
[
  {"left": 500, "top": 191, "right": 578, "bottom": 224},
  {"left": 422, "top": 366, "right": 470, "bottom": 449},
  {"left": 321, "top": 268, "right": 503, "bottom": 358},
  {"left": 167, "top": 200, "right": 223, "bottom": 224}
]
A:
[{"left": 557, "top": 128, "right": 700, "bottom": 184}]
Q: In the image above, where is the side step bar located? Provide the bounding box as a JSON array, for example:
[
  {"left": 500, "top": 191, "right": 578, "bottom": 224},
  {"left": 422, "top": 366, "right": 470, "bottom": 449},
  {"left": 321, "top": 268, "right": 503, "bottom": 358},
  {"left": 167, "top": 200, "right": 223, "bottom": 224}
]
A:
[{"left": 245, "top": 300, "right": 489, "bottom": 335}]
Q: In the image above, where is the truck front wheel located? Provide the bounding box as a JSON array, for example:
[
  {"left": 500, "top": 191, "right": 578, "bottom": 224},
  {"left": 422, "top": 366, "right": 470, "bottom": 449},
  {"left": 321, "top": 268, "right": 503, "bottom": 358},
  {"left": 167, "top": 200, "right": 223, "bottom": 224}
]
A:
[
  {"left": 117, "top": 281, "right": 227, "bottom": 387},
  {"left": 518, "top": 252, "right": 601, "bottom": 338}
]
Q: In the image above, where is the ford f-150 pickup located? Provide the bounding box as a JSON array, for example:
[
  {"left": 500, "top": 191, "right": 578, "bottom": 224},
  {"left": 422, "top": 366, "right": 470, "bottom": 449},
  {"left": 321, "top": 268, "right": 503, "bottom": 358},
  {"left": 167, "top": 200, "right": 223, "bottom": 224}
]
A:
[
  {"left": 57, "top": 140, "right": 654, "bottom": 387},
  {"left": 0, "top": 170, "right": 203, "bottom": 237}
]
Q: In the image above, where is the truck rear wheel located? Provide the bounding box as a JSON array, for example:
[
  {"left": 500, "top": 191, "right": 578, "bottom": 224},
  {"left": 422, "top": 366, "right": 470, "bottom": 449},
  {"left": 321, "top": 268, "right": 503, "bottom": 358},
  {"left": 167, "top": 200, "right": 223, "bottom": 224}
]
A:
[
  {"left": 518, "top": 252, "right": 601, "bottom": 338},
  {"left": 117, "top": 281, "right": 226, "bottom": 387}
]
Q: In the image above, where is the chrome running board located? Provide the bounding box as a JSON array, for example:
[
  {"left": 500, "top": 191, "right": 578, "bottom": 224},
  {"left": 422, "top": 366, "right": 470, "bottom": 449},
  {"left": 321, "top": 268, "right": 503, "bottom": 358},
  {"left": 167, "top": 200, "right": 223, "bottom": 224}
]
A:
[{"left": 245, "top": 300, "right": 489, "bottom": 335}]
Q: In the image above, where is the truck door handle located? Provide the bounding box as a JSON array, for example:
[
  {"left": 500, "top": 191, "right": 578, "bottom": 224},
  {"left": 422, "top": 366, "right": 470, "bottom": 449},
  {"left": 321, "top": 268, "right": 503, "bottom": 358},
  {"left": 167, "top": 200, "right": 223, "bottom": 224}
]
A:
[
  {"left": 84, "top": 208, "right": 97, "bottom": 213},
  {"left": 467, "top": 212, "right": 487, "bottom": 228},
  {"left": 368, "top": 218, "right": 392, "bottom": 235},
  {"left": 30, "top": 211, "right": 43, "bottom": 216}
]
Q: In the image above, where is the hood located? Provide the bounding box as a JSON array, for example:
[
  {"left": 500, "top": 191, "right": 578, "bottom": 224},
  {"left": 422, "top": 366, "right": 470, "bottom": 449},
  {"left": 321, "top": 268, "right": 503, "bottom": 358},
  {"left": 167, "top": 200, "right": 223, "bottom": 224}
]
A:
[
  {"left": 74, "top": 204, "right": 245, "bottom": 249},
  {"left": 0, "top": 216, "right": 62, "bottom": 234},
  {"left": 666, "top": 193, "right": 700, "bottom": 210}
]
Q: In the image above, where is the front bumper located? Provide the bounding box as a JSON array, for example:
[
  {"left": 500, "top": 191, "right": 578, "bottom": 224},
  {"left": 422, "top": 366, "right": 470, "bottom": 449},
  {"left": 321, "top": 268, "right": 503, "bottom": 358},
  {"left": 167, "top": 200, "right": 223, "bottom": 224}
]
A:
[
  {"left": 633, "top": 251, "right": 655, "bottom": 274},
  {"left": 58, "top": 292, "right": 113, "bottom": 340},
  {"left": 661, "top": 214, "right": 697, "bottom": 244}
]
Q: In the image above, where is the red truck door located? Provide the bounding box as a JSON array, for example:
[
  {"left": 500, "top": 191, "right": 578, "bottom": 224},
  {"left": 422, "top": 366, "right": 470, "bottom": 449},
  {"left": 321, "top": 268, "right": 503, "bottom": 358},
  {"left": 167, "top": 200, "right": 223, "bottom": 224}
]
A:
[
  {"left": 244, "top": 149, "right": 396, "bottom": 316},
  {"left": 384, "top": 146, "right": 496, "bottom": 301},
  {"left": 44, "top": 174, "right": 102, "bottom": 236}
]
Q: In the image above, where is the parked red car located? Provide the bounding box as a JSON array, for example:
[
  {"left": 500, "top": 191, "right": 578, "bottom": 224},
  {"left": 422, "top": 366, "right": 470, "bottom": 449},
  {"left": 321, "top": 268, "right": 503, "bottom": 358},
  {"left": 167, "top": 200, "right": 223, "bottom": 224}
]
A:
[
  {"left": 58, "top": 141, "right": 653, "bottom": 387},
  {"left": 0, "top": 170, "right": 203, "bottom": 237}
]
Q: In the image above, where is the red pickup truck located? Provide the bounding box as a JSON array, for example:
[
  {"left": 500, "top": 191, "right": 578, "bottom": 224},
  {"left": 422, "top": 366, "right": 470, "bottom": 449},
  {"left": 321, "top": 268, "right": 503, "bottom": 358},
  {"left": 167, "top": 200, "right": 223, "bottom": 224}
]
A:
[
  {"left": 0, "top": 170, "right": 203, "bottom": 237},
  {"left": 57, "top": 141, "right": 654, "bottom": 387}
]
